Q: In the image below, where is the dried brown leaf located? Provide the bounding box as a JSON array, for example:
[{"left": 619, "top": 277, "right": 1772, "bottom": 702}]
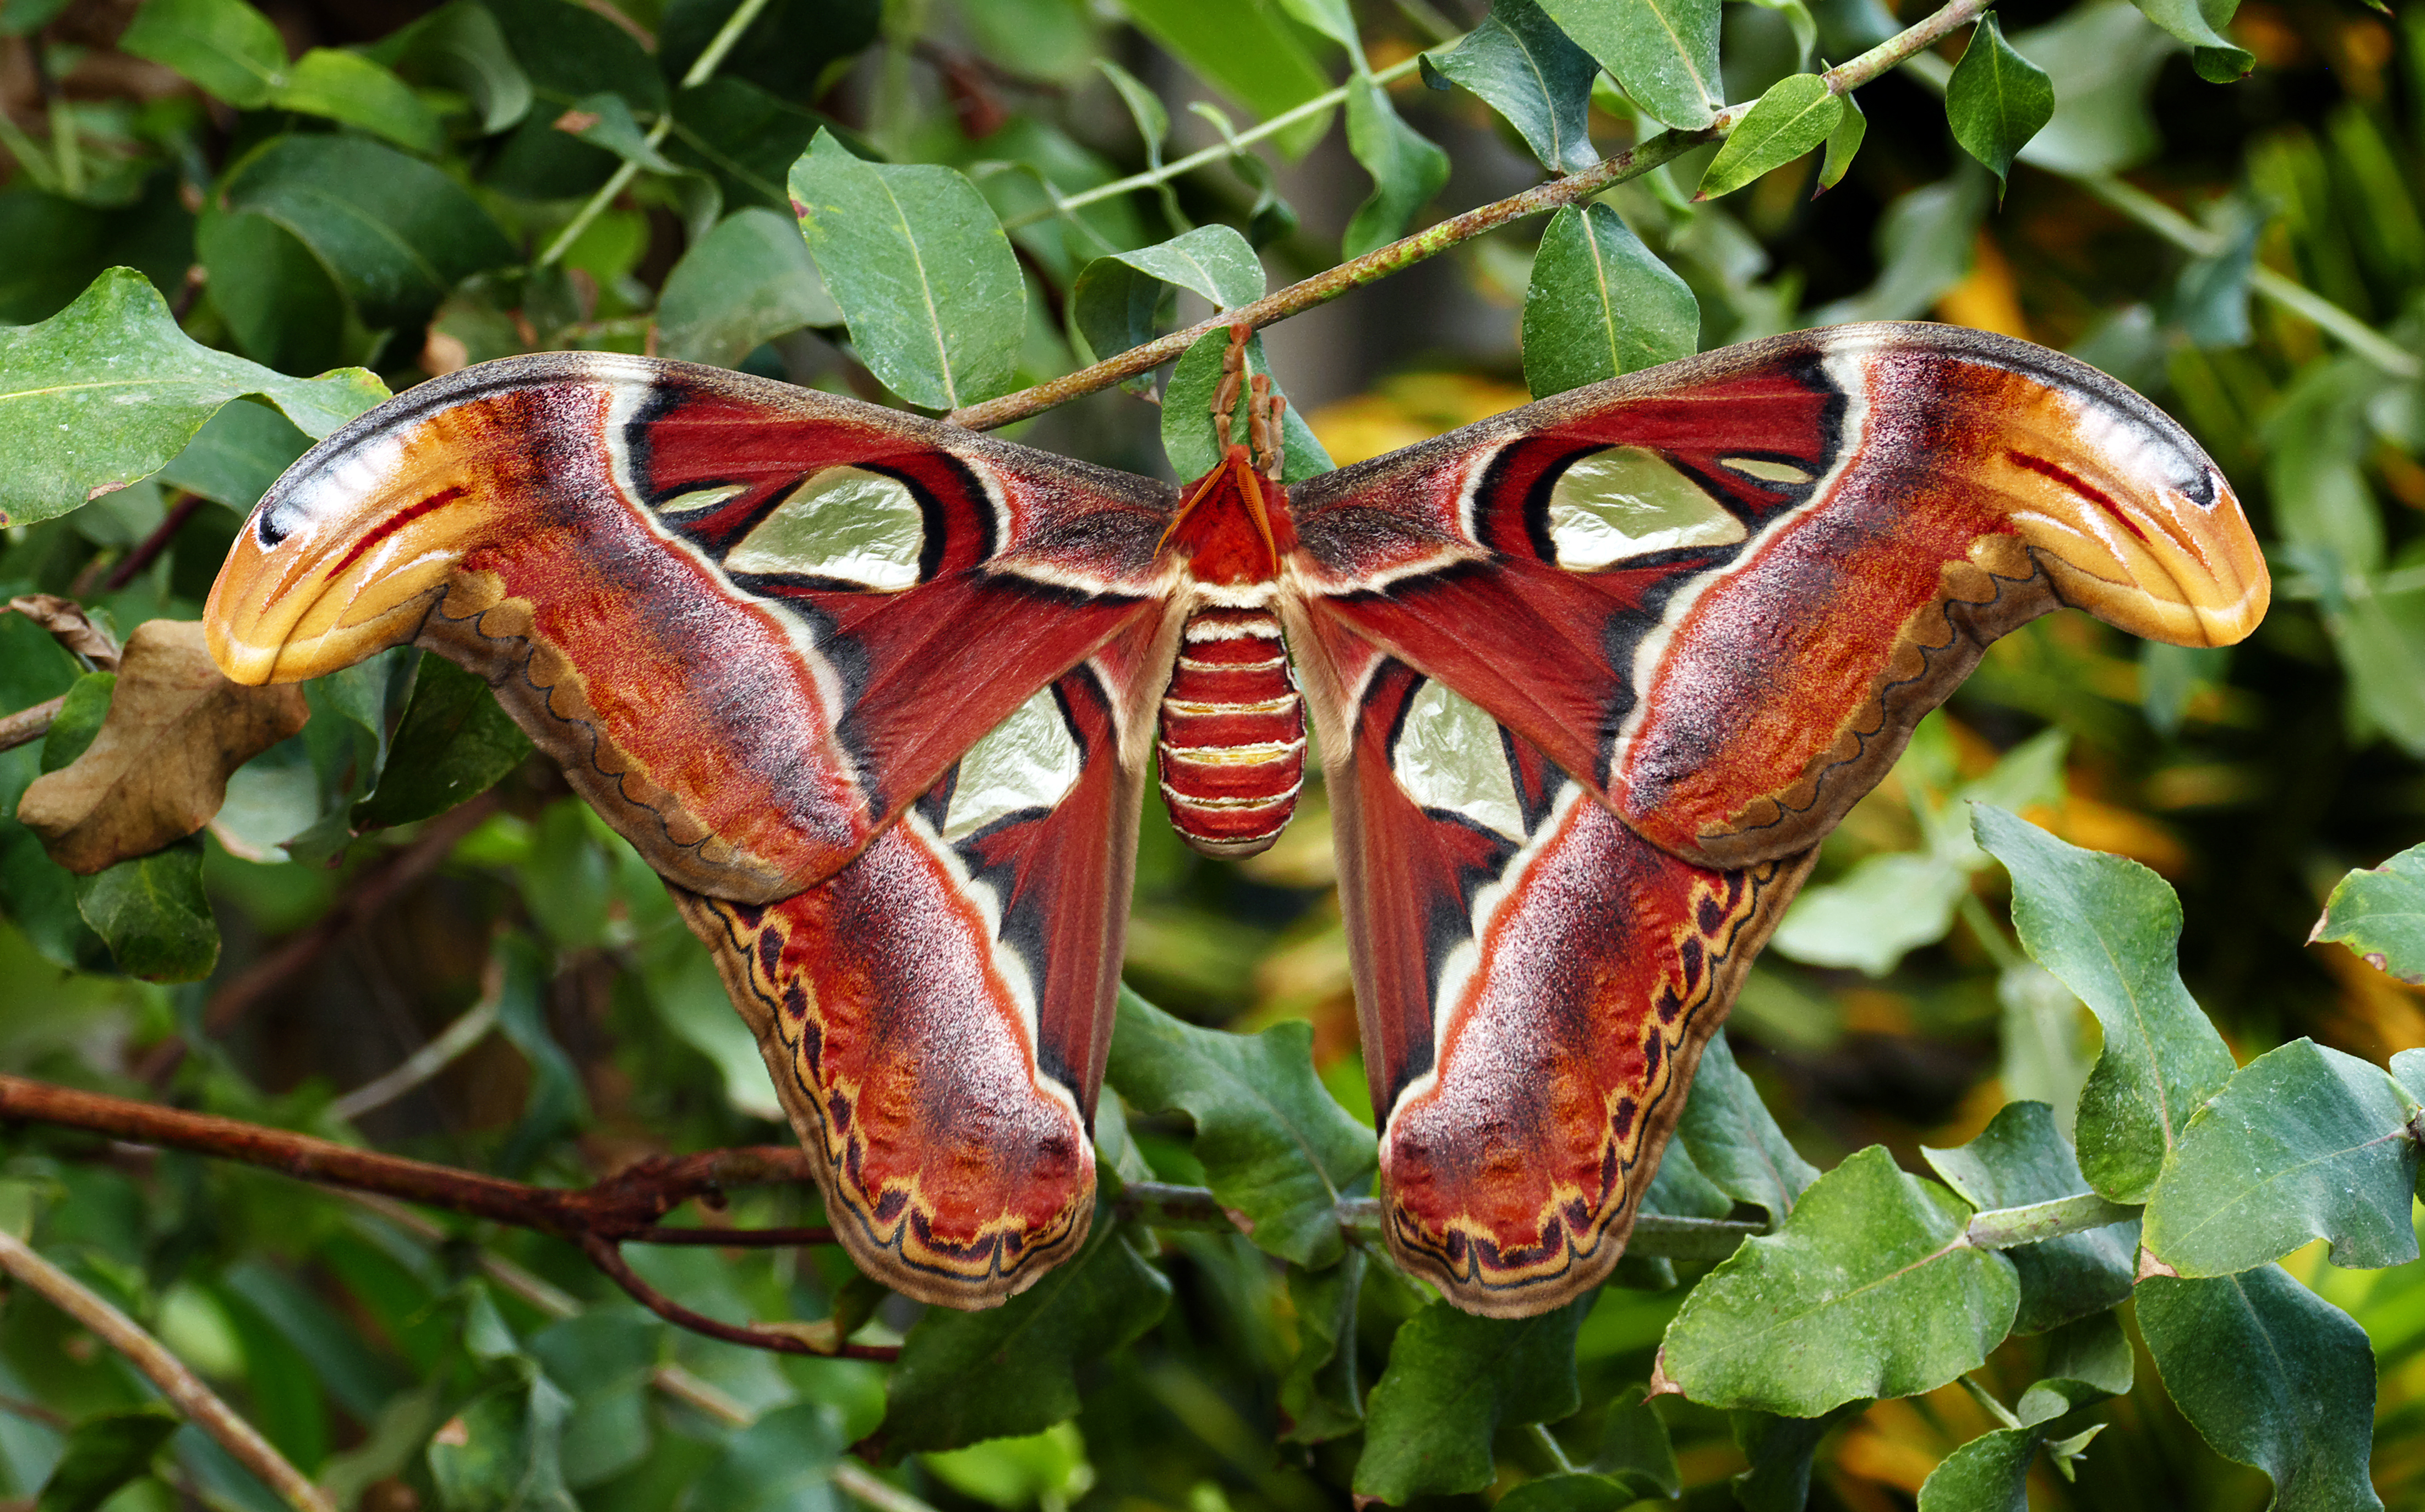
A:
[
  {"left": 8, "top": 593, "right": 122, "bottom": 669},
  {"left": 16, "top": 620, "right": 309, "bottom": 873}
]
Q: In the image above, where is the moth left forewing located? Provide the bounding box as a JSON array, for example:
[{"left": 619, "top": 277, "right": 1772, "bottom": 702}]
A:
[
  {"left": 1290, "top": 620, "right": 1813, "bottom": 1315},
  {"left": 672, "top": 609, "right": 1177, "bottom": 1307}
]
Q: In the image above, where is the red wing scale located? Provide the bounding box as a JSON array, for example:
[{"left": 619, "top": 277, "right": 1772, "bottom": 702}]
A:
[
  {"left": 206, "top": 353, "right": 1177, "bottom": 902},
  {"left": 1286, "top": 323, "right": 2269, "bottom": 870},
  {"left": 673, "top": 611, "right": 1174, "bottom": 1304}
]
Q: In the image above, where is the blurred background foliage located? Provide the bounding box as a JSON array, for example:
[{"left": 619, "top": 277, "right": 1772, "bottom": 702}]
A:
[{"left": 4, "top": 0, "right": 2425, "bottom": 1506}]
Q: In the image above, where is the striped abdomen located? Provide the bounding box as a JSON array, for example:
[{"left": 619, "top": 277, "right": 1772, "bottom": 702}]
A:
[{"left": 1157, "top": 608, "right": 1304, "bottom": 858}]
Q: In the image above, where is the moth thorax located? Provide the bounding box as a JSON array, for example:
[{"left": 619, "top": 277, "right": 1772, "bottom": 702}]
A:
[{"left": 1157, "top": 607, "right": 1305, "bottom": 859}]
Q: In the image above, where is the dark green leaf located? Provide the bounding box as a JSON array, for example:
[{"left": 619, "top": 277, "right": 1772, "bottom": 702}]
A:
[
  {"left": 35, "top": 1409, "right": 178, "bottom": 1512},
  {"left": 788, "top": 130, "right": 1024, "bottom": 410},
  {"left": 223, "top": 1258, "right": 408, "bottom": 1420},
  {"left": 1945, "top": 15, "right": 2055, "bottom": 188},
  {"left": 276, "top": 49, "right": 447, "bottom": 155},
  {"left": 156, "top": 399, "right": 310, "bottom": 513},
  {"left": 1274, "top": 0, "right": 1356, "bottom": 48},
  {"left": 284, "top": 646, "right": 416, "bottom": 866},
  {"left": 1973, "top": 804, "right": 2238, "bottom": 1204},
  {"left": 41, "top": 672, "right": 116, "bottom": 772},
  {"left": 1817, "top": 86, "right": 1865, "bottom": 192},
  {"left": 426, "top": 1376, "right": 581, "bottom": 1512},
  {"left": 2138, "top": 1267, "right": 2383, "bottom": 1512},
  {"left": 554, "top": 91, "right": 683, "bottom": 173},
  {"left": 2143, "top": 1038, "right": 2422, "bottom": 1275},
  {"left": 1921, "top": 1100, "right": 2137, "bottom": 1333},
  {"left": 1728, "top": 1402, "right": 1866, "bottom": 1512},
  {"left": 196, "top": 208, "right": 354, "bottom": 377},
  {"left": 2125, "top": 0, "right": 2251, "bottom": 81},
  {"left": 74, "top": 837, "right": 217, "bottom": 981},
  {"left": 877, "top": 1219, "right": 1171, "bottom": 1456},
  {"left": 485, "top": 0, "right": 663, "bottom": 111},
  {"left": 2314, "top": 840, "right": 2425, "bottom": 982},
  {"left": 1657, "top": 1147, "right": 2020, "bottom": 1416},
  {"left": 1353, "top": 1297, "right": 1591, "bottom": 1502},
  {"left": 1279, "top": 1249, "right": 1364, "bottom": 1443},
  {"left": 1521, "top": 201, "right": 1698, "bottom": 397},
  {"left": 1538, "top": 0, "right": 1722, "bottom": 130},
  {"left": 1674, "top": 1030, "right": 1818, "bottom": 1222},
  {"left": 0, "top": 269, "right": 386, "bottom": 527},
  {"left": 374, "top": 1, "right": 534, "bottom": 135},
  {"left": 1496, "top": 1394, "right": 1681, "bottom": 1510},
  {"left": 527, "top": 1315, "right": 660, "bottom": 1490},
  {"left": 493, "top": 929, "right": 589, "bottom": 1175},
  {"left": 2007, "top": 3, "right": 2171, "bottom": 177},
  {"left": 1422, "top": 0, "right": 1603, "bottom": 174},
  {"left": 351, "top": 658, "right": 532, "bottom": 830},
  {"left": 1106, "top": 987, "right": 1373, "bottom": 1267},
  {"left": 664, "top": 79, "right": 836, "bottom": 211},
  {"left": 1915, "top": 1424, "right": 2044, "bottom": 1512},
  {"left": 2170, "top": 200, "right": 2262, "bottom": 348},
  {"left": 1072, "top": 225, "right": 1264, "bottom": 367},
  {"left": 1069, "top": 259, "right": 1171, "bottom": 369},
  {"left": 2018, "top": 1308, "right": 2134, "bottom": 1424},
  {"left": 218, "top": 135, "right": 517, "bottom": 330},
  {"left": 656, "top": 208, "right": 842, "bottom": 369},
  {"left": 1343, "top": 74, "right": 1451, "bottom": 259},
  {"left": 1161, "top": 325, "right": 1336, "bottom": 485},
  {"left": 1698, "top": 73, "right": 1842, "bottom": 199},
  {"left": 657, "top": 0, "right": 877, "bottom": 105},
  {"left": 682, "top": 1402, "right": 842, "bottom": 1512},
  {"left": 117, "top": 0, "right": 286, "bottom": 109},
  {"left": 1115, "top": 0, "right": 1336, "bottom": 158}
]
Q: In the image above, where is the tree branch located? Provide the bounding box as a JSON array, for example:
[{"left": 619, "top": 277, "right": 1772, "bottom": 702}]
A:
[
  {"left": 0, "top": 1227, "right": 333, "bottom": 1512},
  {"left": 944, "top": 0, "right": 1994, "bottom": 432}
]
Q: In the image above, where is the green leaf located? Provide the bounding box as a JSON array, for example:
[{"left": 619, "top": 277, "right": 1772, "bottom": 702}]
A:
[
  {"left": 1769, "top": 851, "right": 1969, "bottom": 975},
  {"left": 684, "top": 1402, "right": 842, "bottom": 1512},
  {"left": 284, "top": 646, "right": 417, "bottom": 866},
  {"left": 2007, "top": 3, "right": 2171, "bottom": 177},
  {"left": 0, "top": 269, "right": 386, "bottom": 527},
  {"left": 1496, "top": 1395, "right": 1681, "bottom": 1510},
  {"left": 1729, "top": 1402, "right": 1866, "bottom": 1512},
  {"left": 2018, "top": 1308, "right": 2134, "bottom": 1424},
  {"left": 1161, "top": 325, "right": 1335, "bottom": 486},
  {"left": 1657, "top": 1146, "right": 2020, "bottom": 1416},
  {"left": 1698, "top": 74, "right": 1842, "bottom": 199},
  {"left": 2124, "top": 0, "right": 2251, "bottom": 81},
  {"left": 1538, "top": 0, "right": 1722, "bottom": 130},
  {"left": 2142, "top": 1038, "right": 2423, "bottom": 1275},
  {"left": 1352, "top": 1297, "right": 1591, "bottom": 1502},
  {"left": 485, "top": 0, "right": 663, "bottom": 112},
  {"left": 1810, "top": 169, "right": 1989, "bottom": 324},
  {"left": 1921, "top": 1101, "right": 2137, "bottom": 1333},
  {"left": 118, "top": 0, "right": 287, "bottom": 109},
  {"left": 352, "top": 657, "right": 533, "bottom": 830},
  {"left": 35, "top": 1409, "right": 179, "bottom": 1512},
  {"left": 1072, "top": 225, "right": 1265, "bottom": 365},
  {"left": 876, "top": 1219, "right": 1171, "bottom": 1456},
  {"left": 2312, "top": 842, "right": 2425, "bottom": 982},
  {"left": 1422, "top": 0, "right": 1603, "bottom": 174},
  {"left": 1521, "top": 202, "right": 1698, "bottom": 398},
  {"left": 74, "top": 838, "right": 217, "bottom": 981},
  {"left": 196, "top": 207, "right": 356, "bottom": 376},
  {"left": 550, "top": 91, "right": 682, "bottom": 173},
  {"left": 1945, "top": 15, "right": 2055, "bottom": 189},
  {"left": 41, "top": 672, "right": 116, "bottom": 772},
  {"left": 156, "top": 399, "right": 311, "bottom": 512},
  {"left": 1343, "top": 74, "right": 1451, "bottom": 259},
  {"left": 218, "top": 135, "right": 517, "bottom": 330},
  {"left": 1973, "top": 804, "right": 2237, "bottom": 1204},
  {"left": 276, "top": 48, "right": 447, "bottom": 155},
  {"left": 373, "top": 1, "right": 534, "bottom": 135},
  {"left": 1817, "top": 87, "right": 1865, "bottom": 192},
  {"left": 656, "top": 0, "right": 878, "bottom": 107},
  {"left": 1916, "top": 1424, "right": 2044, "bottom": 1512},
  {"left": 656, "top": 208, "right": 842, "bottom": 369},
  {"left": 1673, "top": 1030, "right": 1818, "bottom": 1222},
  {"left": 1105, "top": 987, "right": 1374, "bottom": 1267},
  {"left": 426, "top": 1374, "right": 581, "bottom": 1512},
  {"left": 1115, "top": 0, "right": 1336, "bottom": 159},
  {"left": 1279, "top": 1249, "right": 1366, "bottom": 1443},
  {"left": 787, "top": 130, "right": 1025, "bottom": 411},
  {"left": 2137, "top": 1267, "right": 2383, "bottom": 1512},
  {"left": 492, "top": 930, "right": 588, "bottom": 1174}
]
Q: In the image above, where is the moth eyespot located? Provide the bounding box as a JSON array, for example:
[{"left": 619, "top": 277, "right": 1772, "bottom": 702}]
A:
[
  {"left": 1544, "top": 447, "right": 1747, "bottom": 569},
  {"left": 1718, "top": 456, "right": 1814, "bottom": 486},
  {"left": 726, "top": 466, "right": 925, "bottom": 589},
  {"left": 942, "top": 687, "right": 1082, "bottom": 842},
  {"left": 1390, "top": 679, "right": 1524, "bottom": 842},
  {"left": 659, "top": 483, "right": 750, "bottom": 514}
]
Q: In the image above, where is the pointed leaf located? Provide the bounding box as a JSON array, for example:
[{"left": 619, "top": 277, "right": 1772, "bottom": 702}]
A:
[
  {"left": 788, "top": 130, "right": 1024, "bottom": 410},
  {"left": 156, "top": 400, "right": 312, "bottom": 512},
  {"left": 73, "top": 837, "right": 217, "bottom": 981},
  {"left": 876, "top": 1220, "right": 1171, "bottom": 1456},
  {"left": 2017, "top": 1309, "right": 2133, "bottom": 1425},
  {"left": 685, "top": 1403, "right": 842, "bottom": 1512},
  {"left": 1922, "top": 1101, "right": 2136, "bottom": 1333},
  {"left": 1279, "top": 1249, "right": 1365, "bottom": 1443},
  {"left": 1537, "top": 0, "right": 1722, "bottom": 129},
  {"left": 1674, "top": 1030, "right": 1818, "bottom": 1222},
  {"left": 353, "top": 656, "right": 534, "bottom": 829},
  {"left": 1161, "top": 326, "right": 1334, "bottom": 485},
  {"left": 1729, "top": 1402, "right": 1866, "bottom": 1512},
  {"left": 1106, "top": 987, "right": 1374, "bottom": 1266},
  {"left": 2137, "top": 1267, "right": 2384, "bottom": 1512},
  {"left": 2312, "top": 842, "right": 2425, "bottom": 984},
  {"left": 1353, "top": 1297, "right": 1592, "bottom": 1502},
  {"left": 117, "top": 0, "right": 286, "bottom": 108},
  {"left": 656, "top": 207, "right": 842, "bottom": 369},
  {"left": 2124, "top": 0, "right": 2251, "bottom": 80},
  {"left": 2143, "top": 1038, "right": 2423, "bottom": 1275},
  {"left": 1095, "top": 224, "right": 1266, "bottom": 310},
  {"left": 1521, "top": 201, "right": 1698, "bottom": 397},
  {"left": 1698, "top": 73, "right": 1842, "bottom": 199},
  {"left": 1657, "top": 1147, "right": 2020, "bottom": 1416},
  {"left": 1343, "top": 75, "right": 1451, "bottom": 258},
  {"left": 1422, "top": 0, "right": 1603, "bottom": 174},
  {"left": 1115, "top": 0, "right": 1335, "bottom": 158},
  {"left": 0, "top": 269, "right": 386, "bottom": 526},
  {"left": 1916, "top": 1425, "right": 2044, "bottom": 1512},
  {"left": 1945, "top": 15, "right": 2054, "bottom": 187},
  {"left": 275, "top": 48, "right": 446, "bottom": 155},
  {"left": 375, "top": 1, "right": 534, "bottom": 134},
  {"left": 1973, "top": 804, "right": 2237, "bottom": 1204},
  {"left": 1817, "top": 86, "right": 1865, "bottom": 191}
]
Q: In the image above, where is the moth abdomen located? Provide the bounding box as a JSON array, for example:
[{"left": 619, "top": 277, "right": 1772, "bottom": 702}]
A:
[{"left": 1156, "top": 607, "right": 1304, "bottom": 858}]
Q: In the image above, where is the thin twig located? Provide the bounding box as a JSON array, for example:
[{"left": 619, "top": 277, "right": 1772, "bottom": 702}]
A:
[
  {"left": 102, "top": 493, "right": 209, "bottom": 592},
  {"left": 0, "top": 1229, "right": 332, "bottom": 1512},
  {"left": 948, "top": 0, "right": 1995, "bottom": 431},
  {"left": 0, "top": 695, "right": 64, "bottom": 755},
  {"left": 576, "top": 1231, "right": 899, "bottom": 1361},
  {"left": 326, "top": 968, "right": 506, "bottom": 1123}
]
